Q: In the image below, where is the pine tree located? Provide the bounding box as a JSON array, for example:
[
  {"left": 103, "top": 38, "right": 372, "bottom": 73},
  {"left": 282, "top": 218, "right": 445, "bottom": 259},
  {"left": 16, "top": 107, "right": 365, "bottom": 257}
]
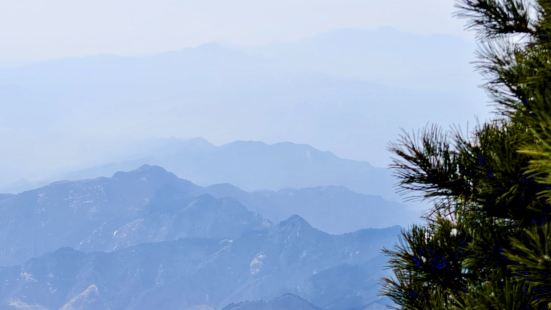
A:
[{"left": 382, "top": 0, "right": 551, "bottom": 308}]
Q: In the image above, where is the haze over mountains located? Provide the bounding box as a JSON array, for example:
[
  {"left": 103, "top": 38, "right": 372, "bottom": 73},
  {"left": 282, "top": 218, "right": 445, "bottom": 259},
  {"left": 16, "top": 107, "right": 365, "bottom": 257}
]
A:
[
  {"left": 222, "top": 294, "right": 323, "bottom": 310},
  {"left": 0, "top": 135, "right": 418, "bottom": 309},
  {"left": 0, "top": 28, "right": 488, "bottom": 188},
  {"left": 0, "top": 27, "right": 475, "bottom": 309},
  {"left": 0, "top": 165, "right": 415, "bottom": 266},
  {"left": 244, "top": 28, "right": 478, "bottom": 92},
  {"left": 0, "top": 165, "right": 404, "bottom": 309},
  {"left": 0, "top": 221, "right": 398, "bottom": 309},
  {"left": 57, "top": 138, "right": 400, "bottom": 201}
]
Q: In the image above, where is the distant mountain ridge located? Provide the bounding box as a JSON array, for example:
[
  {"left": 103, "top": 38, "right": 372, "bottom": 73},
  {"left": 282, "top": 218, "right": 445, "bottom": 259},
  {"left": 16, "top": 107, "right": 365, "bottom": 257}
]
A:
[
  {"left": 245, "top": 27, "right": 478, "bottom": 92},
  {"left": 0, "top": 194, "right": 13, "bottom": 201},
  {"left": 60, "top": 138, "right": 401, "bottom": 202},
  {"left": 205, "top": 183, "right": 416, "bottom": 234},
  {"left": 222, "top": 294, "right": 322, "bottom": 310},
  {"left": 0, "top": 166, "right": 404, "bottom": 309},
  {"left": 0, "top": 165, "right": 415, "bottom": 265},
  {"left": 0, "top": 217, "right": 400, "bottom": 309},
  {"left": 0, "top": 28, "right": 487, "bottom": 190},
  {"left": 0, "top": 165, "right": 267, "bottom": 266}
]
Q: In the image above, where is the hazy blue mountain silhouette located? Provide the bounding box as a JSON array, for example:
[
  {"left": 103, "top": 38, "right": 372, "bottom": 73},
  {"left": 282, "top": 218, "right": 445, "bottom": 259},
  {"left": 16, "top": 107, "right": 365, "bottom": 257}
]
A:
[
  {"left": 205, "top": 183, "right": 416, "bottom": 234},
  {"left": 0, "top": 194, "right": 13, "bottom": 201},
  {"left": 62, "top": 138, "right": 401, "bottom": 201},
  {"left": 0, "top": 165, "right": 268, "bottom": 266},
  {"left": 0, "top": 28, "right": 487, "bottom": 191},
  {"left": 0, "top": 216, "right": 399, "bottom": 310},
  {"left": 222, "top": 294, "right": 322, "bottom": 310},
  {"left": 0, "top": 27, "right": 475, "bottom": 310},
  {"left": 0, "top": 165, "right": 414, "bottom": 265},
  {"left": 245, "top": 27, "right": 478, "bottom": 92}
]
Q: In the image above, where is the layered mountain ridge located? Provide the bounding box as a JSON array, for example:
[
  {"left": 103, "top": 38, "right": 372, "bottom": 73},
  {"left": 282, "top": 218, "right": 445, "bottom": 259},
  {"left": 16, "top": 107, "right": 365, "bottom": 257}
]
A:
[
  {"left": 0, "top": 165, "right": 414, "bottom": 266},
  {"left": 0, "top": 165, "right": 405, "bottom": 309},
  {"left": 0, "top": 216, "right": 398, "bottom": 309},
  {"left": 59, "top": 138, "right": 400, "bottom": 201},
  {"left": 222, "top": 294, "right": 322, "bottom": 310}
]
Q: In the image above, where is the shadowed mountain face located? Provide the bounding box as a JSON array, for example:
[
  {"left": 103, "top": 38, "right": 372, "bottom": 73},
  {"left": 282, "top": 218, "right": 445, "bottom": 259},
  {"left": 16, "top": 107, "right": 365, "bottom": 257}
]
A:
[
  {"left": 205, "top": 183, "right": 417, "bottom": 234},
  {"left": 0, "top": 217, "right": 400, "bottom": 310},
  {"left": 0, "top": 165, "right": 414, "bottom": 266},
  {"left": 222, "top": 294, "right": 322, "bottom": 310},
  {"left": 0, "top": 165, "right": 268, "bottom": 266},
  {"left": 0, "top": 194, "right": 13, "bottom": 201}
]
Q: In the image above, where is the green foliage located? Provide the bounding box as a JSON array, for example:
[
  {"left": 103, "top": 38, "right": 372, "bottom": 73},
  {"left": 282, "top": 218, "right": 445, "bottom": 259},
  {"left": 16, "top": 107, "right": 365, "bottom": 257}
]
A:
[
  {"left": 456, "top": 0, "right": 535, "bottom": 38},
  {"left": 506, "top": 224, "right": 551, "bottom": 307},
  {"left": 382, "top": 0, "right": 551, "bottom": 308},
  {"left": 454, "top": 278, "right": 534, "bottom": 310},
  {"left": 383, "top": 220, "right": 469, "bottom": 309}
]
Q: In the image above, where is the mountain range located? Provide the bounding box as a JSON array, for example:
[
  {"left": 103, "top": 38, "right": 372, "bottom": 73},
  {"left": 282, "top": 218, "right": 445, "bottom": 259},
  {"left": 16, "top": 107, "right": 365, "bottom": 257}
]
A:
[
  {"left": 0, "top": 28, "right": 465, "bottom": 307},
  {"left": 0, "top": 28, "right": 488, "bottom": 189},
  {"left": 0, "top": 165, "right": 415, "bottom": 266},
  {"left": 0, "top": 218, "right": 398, "bottom": 309},
  {"left": 59, "top": 138, "right": 401, "bottom": 201},
  {"left": 206, "top": 182, "right": 415, "bottom": 234},
  {"left": 0, "top": 165, "right": 402, "bottom": 309},
  {"left": 222, "top": 294, "right": 322, "bottom": 310}
]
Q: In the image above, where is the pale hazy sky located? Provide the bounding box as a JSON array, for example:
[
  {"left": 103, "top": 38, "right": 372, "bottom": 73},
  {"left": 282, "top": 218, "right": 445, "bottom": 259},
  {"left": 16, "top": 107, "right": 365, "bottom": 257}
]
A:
[{"left": 0, "top": 0, "right": 466, "bottom": 64}]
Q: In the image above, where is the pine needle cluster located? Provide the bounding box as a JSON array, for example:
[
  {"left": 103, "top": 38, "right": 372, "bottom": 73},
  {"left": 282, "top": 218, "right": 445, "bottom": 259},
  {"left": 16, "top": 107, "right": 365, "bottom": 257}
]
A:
[{"left": 383, "top": 1, "right": 551, "bottom": 308}]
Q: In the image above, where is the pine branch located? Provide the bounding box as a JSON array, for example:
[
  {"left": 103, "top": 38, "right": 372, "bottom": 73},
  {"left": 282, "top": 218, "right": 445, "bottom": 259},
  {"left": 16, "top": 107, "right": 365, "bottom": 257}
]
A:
[{"left": 456, "top": 0, "right": 536, "bottom": 38}]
